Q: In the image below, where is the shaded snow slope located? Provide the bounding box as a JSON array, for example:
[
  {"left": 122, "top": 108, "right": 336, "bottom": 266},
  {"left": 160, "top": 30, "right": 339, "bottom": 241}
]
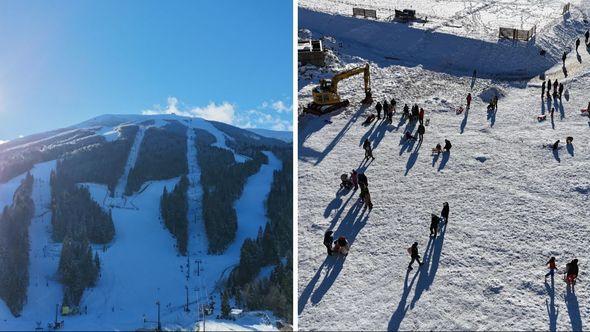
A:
[{"left": 299, "top": 1, "right": 589, "bottom": 79}]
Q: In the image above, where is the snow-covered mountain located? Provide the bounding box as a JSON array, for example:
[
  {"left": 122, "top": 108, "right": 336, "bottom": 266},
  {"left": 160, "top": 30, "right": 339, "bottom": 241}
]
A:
[
  {"left": 247, "top": 128, "right": 293, "bottom": 143},
  {"left": 0, "top": 114, "right": 292, "bottom": 331},
  {"left": 298, "top": 0, "right": 589, "bottom": 330}
]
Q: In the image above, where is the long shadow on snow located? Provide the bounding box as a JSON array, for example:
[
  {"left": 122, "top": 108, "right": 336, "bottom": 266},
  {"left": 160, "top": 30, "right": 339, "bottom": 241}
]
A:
[
  {"left": 327, "top": 190, "right": 357, "bottom": 229},
  {"left": 314, "top": 105, "right": 370, "bottom": 166},
  {"left": 299, "top": 8, "right": 553, "bottom": 80},
  {"left": 438, "top": 151, "right": 451, "bottom": 171},
  {"left": 460, "top": 109, "right": 469, "bottom": 134},
  {"left": 311, "top": 203, "right": 368, "bottom": 305},
  {"left": 565, "top": 286, "right": 582, "bottom": 331},
  {"left": 298, "top": 104, "right": 369, "bottom": 166},
  {"left": 369, "top": 121, "right": 393, "bottom": 150},
  {"left": 359, "top": 119, "right": 379, "bottom": 147},
  {"left": 387, "top": 228, "right": 445, "bottom": 331},
  {"left": 545, "top": 278, "right": 558, "bottom": 332},
  {"left": 404, "top": 149, "right": 420, "bottom": 176},
  {"left": 324, "top": 188, "right": 346, "bottom": 218},
  {"left": 410, "top": 223, "right": 447, "bottom": 309},
  {"left": 387, "top": 269, "right": 419, "bottom": 332}
]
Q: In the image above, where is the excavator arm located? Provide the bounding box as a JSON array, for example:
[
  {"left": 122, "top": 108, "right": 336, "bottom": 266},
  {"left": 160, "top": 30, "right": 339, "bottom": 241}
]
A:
[{"left": 331, "top": 64, "right": 371, "bottom": 94}]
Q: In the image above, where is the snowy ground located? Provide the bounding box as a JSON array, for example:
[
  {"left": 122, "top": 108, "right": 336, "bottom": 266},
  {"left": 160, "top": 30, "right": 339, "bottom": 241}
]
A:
[
  {"left": 0, "top": 119, "right": 282, "bottom": 331},
  {"left": 298, "top": 3, "right": 590, "bottom": 330},
  {"left": 299, "top": 0, "right": 589, "bottom": 80}
]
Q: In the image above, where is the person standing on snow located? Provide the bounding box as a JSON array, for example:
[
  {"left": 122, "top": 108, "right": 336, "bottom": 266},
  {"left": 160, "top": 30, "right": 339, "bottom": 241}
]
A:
[
  {"left": 444, "top": 139, "right": 452, "bottom": 151},
  {"left": 403, "top": 104, "right": 410, "bottom": 120},
  {"left": 441, "top": 202, "right": 449, "bottom": 223},
  {"left": 466, "top": 93, "right": 472, "bottom": 109},
  {"left": 545, "top": 257, "right": 557, "bottom": 279},
  {"left": 375, "top": 101, "right": 382, "bottom": 120},
  {"left": 564, "top": 259, "right": 579, "bottom": 284},
  {"left": 553, "top": 79, "right": 558, "bottom": 94},
  {"left": 419, "top": 108, "right": 425, "bottom": 125},
  {"left": 333, "top": 236, "right": 350, "bottom": 256},
  {"left": 547, "top": 79, "right": 552, "bottom": 99},
  {"left": 417, "top": 124, "right": 425, "bottom": 144},
  {"left": 363, "top": 138, "right": 375, "bottom": 161},
  {"left": 541, "top": 81, "right": 546, "bottom": 99},
  {"left": 383, "top": 100, "right": 390, "bottom": 121},
  {"left": 363, "top": 187, "right": 373, "bottom": 210},
  {"left": 351, "top": 169, "right": 359, "bottom": 190},
  {"left": 407, "top": 242, "right": 423, "bottom": 270},
  {"left": 323, "top": 230, "right": 334, "bottom": 256},
  {"left": 430, "top": 214, "right": 440, "bottom": 238},
  {"left": 391, "top": 97, "right": 397, "bottom": 113}
]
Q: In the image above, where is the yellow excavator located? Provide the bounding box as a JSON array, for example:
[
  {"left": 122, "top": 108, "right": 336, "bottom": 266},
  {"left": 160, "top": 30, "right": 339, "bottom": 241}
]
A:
[{"left": 304, "top": 64, "right": 373, "bottom": 115}]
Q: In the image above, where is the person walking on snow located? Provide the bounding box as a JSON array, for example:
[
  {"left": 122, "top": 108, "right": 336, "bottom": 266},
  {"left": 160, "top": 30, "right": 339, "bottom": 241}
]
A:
[
  {"left": 407, "top": 242, "right": 423, "bottom": 270},
  {"left": 417, "top": 124, "right": 425, "bottom": 144},
  {"left": 351, "top": 169, "right": 359, "bottom": 190},
  {"left": 553, "top": 79, "right": 558, "bottom": 94},
  {"left": 545, "top": 256, "right": 557, "bottom": 279},
  {"left": 430, "top": 214, "right": 440, "bottom": 237},
  {"left": 363, "top": 138, "right": 375, "bottom": 161},
  {"left": 375, "top": 101, "right": 382, "bottom": 120},
  {"left": 323, "top": 230, "right": 334, "bottom": 256},
  {"left": 564, "top": 259, "right": 579, "bottom": 285},
  {"left": 441, "top": 202, "right": 449, "bottom": 223},
  {"left": 363, "top": 187, "right": 373, "bottom": 210},
  {"left": 466, "top": 93, "right": 472, "bottom": 109},
  {"left": 541, "top": 81, "right": 546, "bottom": 99},
  {"left": 419, "top": 108, "right": 425, "bottom": 125}
]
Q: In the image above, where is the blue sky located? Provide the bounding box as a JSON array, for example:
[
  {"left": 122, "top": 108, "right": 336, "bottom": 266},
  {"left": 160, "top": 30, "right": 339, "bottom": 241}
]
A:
[{"left": 0, "top": 0, "right": 292, "bottom": 141}]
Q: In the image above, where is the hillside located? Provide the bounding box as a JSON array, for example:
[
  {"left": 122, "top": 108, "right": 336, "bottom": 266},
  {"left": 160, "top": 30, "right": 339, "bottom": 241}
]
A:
[{"left": 0, "top": 114, "right": 292, "bottom": 331}]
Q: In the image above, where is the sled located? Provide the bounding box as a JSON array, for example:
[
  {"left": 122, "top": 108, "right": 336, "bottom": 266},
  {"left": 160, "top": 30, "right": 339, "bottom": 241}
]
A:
[
  {"left": 537, "top": 115, "right": 547, "bottom": 122},
  {"left": 455, "top": 107, "right": 464, "bottom": 115}
]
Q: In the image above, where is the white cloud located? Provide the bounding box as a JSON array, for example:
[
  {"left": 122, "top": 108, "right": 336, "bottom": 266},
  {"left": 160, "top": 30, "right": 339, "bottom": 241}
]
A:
[
  {"left": 0, "top": 140, "right": 8, "bottom": 145},
  {"left": 271, "top": 100, "right": 292, "bottom": 113},
  {"left": 143, "top": 97, "right": 235, "bottom": 124},
  {"left": 142, "top": 96, "right": 292, "bottom": 131}
]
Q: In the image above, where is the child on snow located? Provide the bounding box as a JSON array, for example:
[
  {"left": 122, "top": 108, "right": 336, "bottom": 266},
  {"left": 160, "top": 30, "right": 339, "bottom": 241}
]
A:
[
  {"left": 545, "top": 257, "right": 557, "bottom": 279},
  {"left": 333, "top": 236, "right": 350, "bottom": 255},
  {"left": 324, "top": 230, "right": 334, "bottom": 256}
]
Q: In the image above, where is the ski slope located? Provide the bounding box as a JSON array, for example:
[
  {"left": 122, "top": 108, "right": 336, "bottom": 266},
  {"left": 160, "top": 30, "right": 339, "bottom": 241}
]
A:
[
  {"left": 298, "top": 4, "right": 590, "bottom": 330},
  {"left": 0, "top": 117, "right": 282, "bottom": 331},
  {"left": 299, "top": 0, "right": 589, "bottom": 79}
]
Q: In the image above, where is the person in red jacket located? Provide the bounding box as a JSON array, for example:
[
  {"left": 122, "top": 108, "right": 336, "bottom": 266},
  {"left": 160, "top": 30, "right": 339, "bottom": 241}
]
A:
[
  {"left": 466, "top": 93, "right": 472, "bottom": 109},
  {"left": 545, "top": 257, "right": 557, "bottom": 279}
]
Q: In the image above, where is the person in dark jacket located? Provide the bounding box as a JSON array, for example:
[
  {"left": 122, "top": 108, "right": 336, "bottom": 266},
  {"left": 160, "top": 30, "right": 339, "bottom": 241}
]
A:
[
  {"left": 417, "top": 124, "right": 425, "bottom": 143},
  {"left": 419, "top": 108, "right": 425, "bottom": 125},
  {"left": 562, "top": 52, "right": 567, "bottom": 65},
  {"left": 391, "top": 97, "right": 397, "bottom": 112},
  {"left": 358, "top": 172, "right": 368, "bottom": 188},
  {"left": 553, "top": 79, "right": 558, "bottom": 94},
  {"left": 444, "top": 139, "right": 452, "bottom": 151},
  {"left": 408, "top": 242, "right": 423, "bottom": 270},
  {"left": 564, "top": 259, "right": 579, "bottom": 285},
  {"left": 323, "top": 230, "right": 334, "bottom": 256},
  {"left": 375, "top": 101, "right": 382, "bottom": 119},
  {"left": 545, "top": 256, "right": 557, "bottom": 279},
  {"left": 383, "top": 100, "right": 390, "bottom": 121},
  {"left": 541, "top": 81, "right": 546, "bottom": 98},
  {"left": 441, "top": 202, "right": 449, "bottom": 223},
  {"left": 403, "top": 104, "right": 410, "bottom": 119},
  {"left": 363, "top": 138, "right": 375, "bottom": 160},
  {"left": 351, "top": 169, "right": 359, "bottom": 190},
  {"left": 430, "top": 214, "right": 440, "bottom": 237}
]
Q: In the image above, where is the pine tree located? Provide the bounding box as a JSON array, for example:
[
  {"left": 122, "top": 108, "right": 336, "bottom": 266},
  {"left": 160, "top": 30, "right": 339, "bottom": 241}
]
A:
[{"left": 221, "top": 291, "right": 231, "bottom": 319}]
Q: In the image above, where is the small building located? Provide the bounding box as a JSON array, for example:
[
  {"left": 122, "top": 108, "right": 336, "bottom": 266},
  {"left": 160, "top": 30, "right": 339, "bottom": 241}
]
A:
[
  {"left": 298, "top": 39, "right": 326, "bottom": 67},
  {"left": 229, "top": 308, "right": 244, "bottom": 319}
]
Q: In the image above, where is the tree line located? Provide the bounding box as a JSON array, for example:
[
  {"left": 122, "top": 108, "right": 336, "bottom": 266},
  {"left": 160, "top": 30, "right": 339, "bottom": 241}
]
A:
[
  {"left": 0, "top": 173, "right": 35, "bottom": 316},
  {"left": 160, "top": 175, "right": 189, "bottom": 255}
]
